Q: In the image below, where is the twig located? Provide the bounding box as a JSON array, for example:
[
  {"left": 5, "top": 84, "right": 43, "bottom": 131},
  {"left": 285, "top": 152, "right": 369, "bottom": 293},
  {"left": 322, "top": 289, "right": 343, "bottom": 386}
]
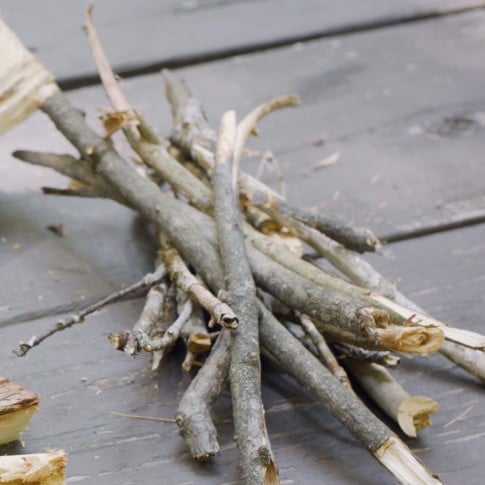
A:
[
  {"left": 258, "top": 303, "right": 441, "bottom": 484},
  {"left": 163, "top": 70, "right": 381, "bottom": 253},
  {"left": 176, "top": 330, "right": 231, "bottom": 461},
  {"left": 13, "top": 150, "right": 121, "bottom": 202},
  {"left": 108, "top": 283, "right": 168, "bottom": 357},
  {"left": 136, "top": 298, "right": 193, "bottom": 360},
  {"left": 85, "top": 7, "right": 212, "bottom": 211},
  {"left": 212, "top": 111, "right": 277, "bottom": 484},
  {"left": 111, "top": 411, "right": 175, "bottom": 423},
  {"left": 16, "top": 264, "right": 166, "bottom": 356},
  {"left": 334, "top": 342, "right": 400, "bottom": 367},
  {"left": 343, "top": 361, "right": 439, "bottom": 437},
  {"left": 298, "top": 314, "right": 352, "bottom": 390},
  {"left": 159, "top": 238, "right": 238, "bottom": 329},
  {"left": 234, "top": 95, "right": 299, "bottom": 189}
]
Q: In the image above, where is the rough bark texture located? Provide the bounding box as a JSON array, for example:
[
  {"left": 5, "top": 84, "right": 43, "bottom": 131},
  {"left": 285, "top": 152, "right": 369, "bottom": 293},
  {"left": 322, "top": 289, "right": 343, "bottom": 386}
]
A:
[
  {"left": 212, "top": 111, "right": 274, "bottom": 484},
  {"left": 175, "top": 330, "right": 231, "bottom": 461}
]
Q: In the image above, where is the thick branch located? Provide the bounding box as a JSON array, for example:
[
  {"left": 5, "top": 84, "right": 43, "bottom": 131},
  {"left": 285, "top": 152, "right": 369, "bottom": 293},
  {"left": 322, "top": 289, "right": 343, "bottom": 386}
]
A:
[{"left": 212, "top": 111, "right": 276, "bottom": 484}]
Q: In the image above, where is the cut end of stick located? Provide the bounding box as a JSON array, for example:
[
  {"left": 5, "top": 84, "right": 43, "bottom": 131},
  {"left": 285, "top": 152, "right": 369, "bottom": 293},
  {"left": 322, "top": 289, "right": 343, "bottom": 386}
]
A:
[
  {"left": 374, "top": 437, "right": 442, "bottom": 484},
  {"left": 0, "top": 449, "right": 67, "bottom": 485},
  {"left": 0, "top": 19, "right": 59, "bottom": 133},
  {"left": 375, "top": 324, "right": 444, "bottom": 354},
  {"left": 397, "top": 396, "right": 440, "bottom": 438}
]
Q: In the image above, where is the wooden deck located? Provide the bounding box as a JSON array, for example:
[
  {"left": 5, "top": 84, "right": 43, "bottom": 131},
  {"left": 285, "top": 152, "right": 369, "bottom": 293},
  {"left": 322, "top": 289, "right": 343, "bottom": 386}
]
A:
[{"left": 1, "top": 2, "right": 484, "bottom": 483}]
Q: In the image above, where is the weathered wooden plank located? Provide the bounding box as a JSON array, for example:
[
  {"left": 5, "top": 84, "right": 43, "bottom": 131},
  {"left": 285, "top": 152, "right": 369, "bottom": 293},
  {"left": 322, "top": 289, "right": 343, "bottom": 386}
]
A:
[
  {"left": 2, "top": 11, "right": 485, "bottom": 325},
  {"left": 0, "top": 189, "right": 154, "bottom": 325},
  {"left": 0, "top": 224, "right": 483, "bottom": 483},
  {"left": 1, "top": 0, "right": 484, "bottom": 85}
]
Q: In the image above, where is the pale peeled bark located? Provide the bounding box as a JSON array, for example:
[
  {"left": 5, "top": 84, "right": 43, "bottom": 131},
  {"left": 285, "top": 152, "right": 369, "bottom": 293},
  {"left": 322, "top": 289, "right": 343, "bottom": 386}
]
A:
[
  {"left": 0, "top": 450, "right": 67, "bottom": 485},
  {"left": 0, "top": 19, "right": 58, "bottom": 133}
]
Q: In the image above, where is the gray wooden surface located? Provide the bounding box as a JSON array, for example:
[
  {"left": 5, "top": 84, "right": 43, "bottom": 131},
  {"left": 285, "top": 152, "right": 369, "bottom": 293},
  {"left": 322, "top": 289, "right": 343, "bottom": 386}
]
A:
[
  {"left": 2, "top": 0, "right": 484, "bottom": 85},
  {"left": 1, "top": 2, "right": 484, "bottom": 484}
]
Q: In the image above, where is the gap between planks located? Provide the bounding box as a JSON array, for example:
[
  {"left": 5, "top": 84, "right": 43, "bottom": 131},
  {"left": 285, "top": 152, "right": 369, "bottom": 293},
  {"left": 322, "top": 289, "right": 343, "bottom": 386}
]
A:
[{"left": 58, "top": 3, "right": 485, "bottom": 91}]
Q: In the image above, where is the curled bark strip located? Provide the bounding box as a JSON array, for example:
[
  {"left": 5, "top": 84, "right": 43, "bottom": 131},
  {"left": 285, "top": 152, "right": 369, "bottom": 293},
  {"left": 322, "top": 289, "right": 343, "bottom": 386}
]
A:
[
  {"left": 234, "top": 94, "right": 300, "bottom": 188},
  {"left": 176, "top": 330, "right": 230, "bottom": 461},
  {"left": 344, "top": 361, "right": 439, "bottom": 437}
]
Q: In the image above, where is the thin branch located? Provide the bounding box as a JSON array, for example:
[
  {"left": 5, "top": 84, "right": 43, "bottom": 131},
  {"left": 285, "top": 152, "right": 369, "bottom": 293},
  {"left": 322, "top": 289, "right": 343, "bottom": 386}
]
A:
[
  {"left": 176, "top": 330, "right": 231, "bottom": 461},
  {"left": 16, "top": 264, "right": 166, "bottom": 356},
  {"left": 163, "top": 70, "right": 380, "bottom": 253},
  {"left": 136, "top": 298, "right": 193, "bottom": 359},
  {"left": 159, "top": 239, "right": 238, "bottom": 329},
  {"left": 111, "top": 411, "right": 175, "bottom": 423},
  {"left": 298, "top": 314, "right": 352, "bottom": 390},
  {"left": 334, "top": 342, "right": 400, "bottom": 367}
]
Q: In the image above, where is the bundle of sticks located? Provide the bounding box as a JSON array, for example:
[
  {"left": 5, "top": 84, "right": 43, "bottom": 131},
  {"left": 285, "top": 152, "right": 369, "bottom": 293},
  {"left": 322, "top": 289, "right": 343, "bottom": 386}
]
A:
[{"left": 2, "top": 9, "right": 484, "bottom": 484}]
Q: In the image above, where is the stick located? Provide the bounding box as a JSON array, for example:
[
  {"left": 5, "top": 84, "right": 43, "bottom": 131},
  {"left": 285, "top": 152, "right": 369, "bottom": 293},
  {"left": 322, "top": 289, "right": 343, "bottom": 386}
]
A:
[
  {"left": 175, "top": 330, "right": 231, "bottom": 461},
  {"left": 163, "top": 70, "right": 380, "bottom": 253},
  {"left": 108, "top": 283, "right": 168, "bottom": 357},
  {"left": 159, "top": 239, "right": 238, "bottom": 329},
  {"left": 249, "top": 246, "right": 443, "bottom": 354},
  {"left": 334, "top": 342, "right": 400, "bottom": 367},
  {"left": 258, "top": 303, "right": 441, "bottom": 484},
  {"left": 344, "top": 361, "right": 439, "bottom": 437},
  {"left": 212, "top": 111, "right": 277, "bottom": 484},
  {"left": 136, "top": 298, "right": 193, "bottom": 359},
  {"left": 16, "top": 264, "right": 166, "bottom": 356},
  {"left": 85, "top": 7, "right": 213, "bottom": 212},
  {"left": 298, "top": 314, "right": 353, "bottom": 389}
]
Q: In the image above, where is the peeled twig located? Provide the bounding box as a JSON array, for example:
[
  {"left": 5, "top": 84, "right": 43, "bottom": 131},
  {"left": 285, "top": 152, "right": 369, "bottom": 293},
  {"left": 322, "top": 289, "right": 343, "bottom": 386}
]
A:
[
  {"left": 176, "top": 330, "right": 231, "bottom": 461},
  {"left": 344, "top": 361, "right": 439, "bottom": 437},
  {"left": 212, "top": 111, "right": 277, "bottom": 484},
  {"left": 16, "top": 264, "right": 166, "bottom": 356},
  {"left": 258, "top": 303, "right": 441, "bottom": 484},
  {"left": 298, "top": 314, "right": 352, "bottom": 389}
]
